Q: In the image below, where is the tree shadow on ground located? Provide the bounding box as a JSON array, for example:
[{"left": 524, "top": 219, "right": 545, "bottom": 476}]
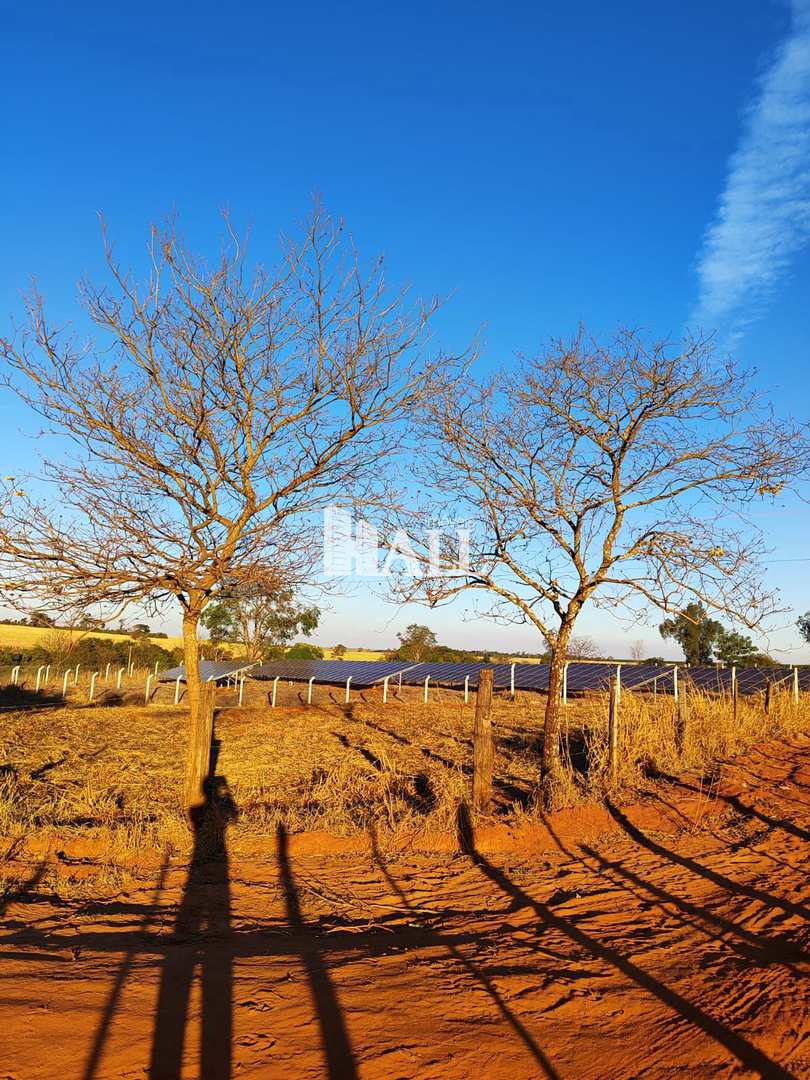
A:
[
  {"left": 330, "top": 731, "right": 437, "bottom": 814},
  {"left": 639, "top": 767, "right": 810, "bottom": 845},
  {"left": 603, "top": 799, "right": 810, "bottom": 922},
  {"left": 77, "top": 737, "right": 360, "bottom": 1080},
  {"left": 455, "top": 801, "right": 800, "bottom": 1080},
  {"left": 3, "top": 799, "right": 803, "bottom": 1080},
  {"left": 0, "top": 686, "right": 65, "bottom": 709},
  {"left": 0, "top": 859, "right": 48, "bottom": 918}
]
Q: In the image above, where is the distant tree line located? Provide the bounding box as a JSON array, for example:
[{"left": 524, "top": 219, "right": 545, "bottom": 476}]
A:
[{"left": 0, "top": 632, "right": 182, "bottom": 671}]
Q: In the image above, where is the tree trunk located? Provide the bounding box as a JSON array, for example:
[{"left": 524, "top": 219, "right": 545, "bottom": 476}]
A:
[
  {"left": 541, "top": 632, "right": 572, "bottom": 808},
  {"left": 182, "top": 610, "right": 212, "bottom": 812}
]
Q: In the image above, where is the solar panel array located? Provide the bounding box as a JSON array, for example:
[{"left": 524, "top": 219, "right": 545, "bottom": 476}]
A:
[
  {"left": 159, "top": 660, "right": 257, "bottom": 684},
  {"left": 162, "top": 657, "right": 809, "bottom": 696},
  {"left": 252, "top": 658, "right": 808, "bottom": 696},
  {"left": 684, "top": 665, "right": 805, "bottom": 695},
  {"left": 253, "top": 659, "right": 415, "bottom": 687}
]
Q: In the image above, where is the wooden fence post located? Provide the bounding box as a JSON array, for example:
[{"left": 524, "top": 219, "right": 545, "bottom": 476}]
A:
[
  {"left": 608, "top": 675, "right": 619, "bottom": 778},
  {"left": 473, "top": 669, "right": 494, "bottom": 812},
  {"left": 764, "top": 681, "right": 772, "bottom": 717},
  {"left": 676, "top": 687, "right": 689, "bottom": 755}
]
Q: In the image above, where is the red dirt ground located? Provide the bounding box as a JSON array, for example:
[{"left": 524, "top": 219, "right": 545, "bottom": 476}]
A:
[{"left": 1, "top": 738, "right": 808, "bottom": 1079}]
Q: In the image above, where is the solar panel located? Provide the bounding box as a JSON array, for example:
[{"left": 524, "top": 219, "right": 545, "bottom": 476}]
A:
[
  {"left": 253, "top": 660, "right": 415, "bottom": 688},
  {"left": 511, "top": 664, "right": 551, "bottom": 691},
  {"left": 159, "top": 660, "right": 257, "bottom": 683},
  {"left": 619, "top": 665, "right": 676, "bottom": 691},
  {"left": 683, "top": 667, "right": 730, "bottom": 693},
  {"left": 396, "top": 662, "right": 497, "bottom": 688}
]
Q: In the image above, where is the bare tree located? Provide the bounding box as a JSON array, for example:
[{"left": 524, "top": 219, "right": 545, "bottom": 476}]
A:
[
  {"left": 629, "top": 639, "right": 645, "bottom": 662},
  {"left": 0, "top": 208, "right": 456, "bottom": 808},
  {"left": 566, "top": 635, "right": 600, "bottom": 660},
  {"left": 393, "top": 328, "right": 807, "bottom": 805}
]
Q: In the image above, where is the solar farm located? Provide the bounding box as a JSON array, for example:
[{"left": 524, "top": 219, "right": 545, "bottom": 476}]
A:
[{"left": 159, "top": 656, "right": 810, "bottom": 702}]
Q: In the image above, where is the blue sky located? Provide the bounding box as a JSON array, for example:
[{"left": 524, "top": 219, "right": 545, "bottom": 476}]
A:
[{"left": 2, "top": 1, "right": 809, "bottom": 659}]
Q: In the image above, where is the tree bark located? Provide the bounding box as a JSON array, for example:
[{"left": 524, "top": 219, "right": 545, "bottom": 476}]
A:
[
  {"left": 472, "top": 668, "right": 494, "bottom": 812},
  {"left": 541, "top": 629, "right": 573, "bottom": 808},
  {"left": 182, "top": 610, "right": 212, "bottom": 812}
]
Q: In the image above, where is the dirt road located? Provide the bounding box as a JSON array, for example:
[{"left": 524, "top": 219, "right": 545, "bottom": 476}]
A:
[{"left": 1, "top": 739, "right": 808, "bottom": 1078}]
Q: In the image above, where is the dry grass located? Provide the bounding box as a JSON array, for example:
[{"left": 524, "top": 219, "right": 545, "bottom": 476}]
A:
[
  {"left": 553, "top": 685, "right": 809, "bottom": 802},
  {"left": 0, "top": 623, "right": 190, "bottom": 652},
  {"left": 0, "top": 636, "right": 380, "bottom": 670},
  {"left": 0, "top": 687, "right": 807, "bottom": 893}
]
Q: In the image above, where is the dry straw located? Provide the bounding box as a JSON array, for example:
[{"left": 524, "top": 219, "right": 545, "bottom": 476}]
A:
[{"left": 0, "top": 687, "right": 807, "bottom": 893}]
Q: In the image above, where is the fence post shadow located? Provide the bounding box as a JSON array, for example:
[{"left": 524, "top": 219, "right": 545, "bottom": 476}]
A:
[{"left": 369, "top": 816, "right": 560, "bottom": 1079}]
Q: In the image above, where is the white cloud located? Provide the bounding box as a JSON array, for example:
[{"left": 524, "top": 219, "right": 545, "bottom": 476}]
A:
[{"left": 693, "top": 0, "right": 810, "bottom": 336}]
